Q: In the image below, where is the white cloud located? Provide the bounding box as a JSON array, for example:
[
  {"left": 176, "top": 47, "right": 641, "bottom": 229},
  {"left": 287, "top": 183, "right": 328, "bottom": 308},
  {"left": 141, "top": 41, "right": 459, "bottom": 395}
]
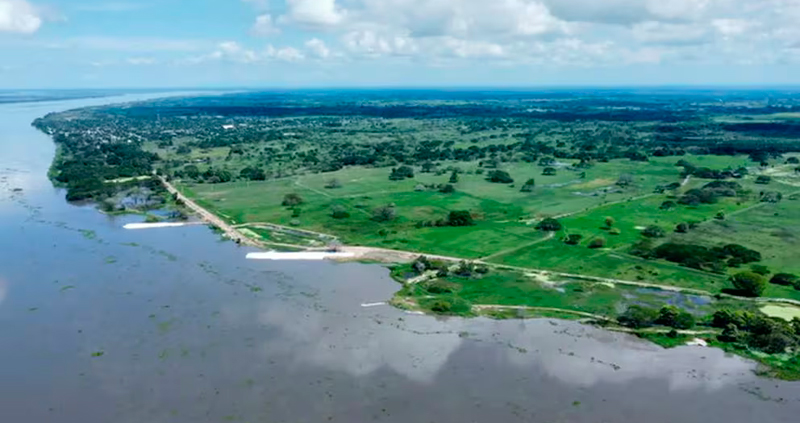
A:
[
  {"left": 632, "top": 21, "right": 710, "bottom": 46},
  {"left": 251, "top": 14, "right": 280, "bottom": 36},
  {"left": 48, "top": 36, "right": 208, "bottom": 52},
  {"left": 305, "top": 38, "right": 331, "bottom": 59},
  {"left": 0, "top": 0, "right": 42, "bottom": 34},
  {"left": 75, "top": 2, "right": 145, "bottom": 12},
  {"left": 283, "top": 0, "right": 345, "bottom": 28},
  {"left": 266, "top": 45, "right": 305, "bottom": 62},
  {"left": 126, "top": 57, "right": 157, "bottom": 65}
]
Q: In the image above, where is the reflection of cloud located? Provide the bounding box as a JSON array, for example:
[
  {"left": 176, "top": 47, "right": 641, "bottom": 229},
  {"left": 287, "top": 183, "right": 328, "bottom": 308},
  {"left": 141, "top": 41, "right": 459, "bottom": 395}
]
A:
[
  {"left": 256, "top": 300, "right": 465, "bottom": 383},
  {"left": 494, "top": 320, "right": 755, "bottom": 391}
]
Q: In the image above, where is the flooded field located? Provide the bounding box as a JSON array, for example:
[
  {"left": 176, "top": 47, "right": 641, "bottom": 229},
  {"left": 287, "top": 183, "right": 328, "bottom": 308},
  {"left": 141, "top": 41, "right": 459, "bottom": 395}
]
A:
[{"left": 0, "top": 94, "right": 798, "bottom": 423}]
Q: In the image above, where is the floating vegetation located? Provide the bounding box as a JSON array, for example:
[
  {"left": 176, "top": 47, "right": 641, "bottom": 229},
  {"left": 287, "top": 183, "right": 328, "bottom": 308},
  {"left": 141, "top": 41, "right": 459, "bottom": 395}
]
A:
[
  {"left": 91, "top": 351, "right": 104, "bottom": 357},
  {"left": 60, "top": 285, "right": 75, "bottom": 292},
  {"left": 78, "top": 229, "right": 97, "bottom": 240}
]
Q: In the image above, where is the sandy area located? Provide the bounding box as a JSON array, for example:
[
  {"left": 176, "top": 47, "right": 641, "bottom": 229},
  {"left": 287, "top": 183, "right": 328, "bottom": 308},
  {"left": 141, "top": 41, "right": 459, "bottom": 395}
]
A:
[
  {"left": 246, "top": 251, "right": 356, "bottom": 260},
  {"left": 124, "top": 222, "right": 197, "bottom": 230}
]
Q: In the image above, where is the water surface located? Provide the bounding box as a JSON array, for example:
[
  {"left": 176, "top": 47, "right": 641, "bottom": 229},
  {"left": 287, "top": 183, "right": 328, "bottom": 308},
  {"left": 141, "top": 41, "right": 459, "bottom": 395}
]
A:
[{"left": 0, "top": 94, "right": 798, "bottom": 423}]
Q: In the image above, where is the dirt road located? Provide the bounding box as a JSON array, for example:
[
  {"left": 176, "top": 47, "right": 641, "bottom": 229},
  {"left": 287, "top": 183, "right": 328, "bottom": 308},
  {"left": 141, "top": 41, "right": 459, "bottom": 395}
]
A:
[{"left": 159, "top": 177, "right": 260, "bottom": 247}]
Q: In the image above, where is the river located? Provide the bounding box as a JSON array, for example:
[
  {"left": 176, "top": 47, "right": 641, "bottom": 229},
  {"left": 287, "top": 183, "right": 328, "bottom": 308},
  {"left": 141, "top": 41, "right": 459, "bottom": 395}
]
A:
[{"left": 0, "top": 93, "right": 797, "bottom": 423}]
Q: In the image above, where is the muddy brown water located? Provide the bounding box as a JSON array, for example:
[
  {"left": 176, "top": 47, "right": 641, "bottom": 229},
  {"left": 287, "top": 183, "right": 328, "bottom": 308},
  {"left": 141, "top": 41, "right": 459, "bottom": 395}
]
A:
[{"left": 0, "top": 94, "right": 798, "bottom": 423}]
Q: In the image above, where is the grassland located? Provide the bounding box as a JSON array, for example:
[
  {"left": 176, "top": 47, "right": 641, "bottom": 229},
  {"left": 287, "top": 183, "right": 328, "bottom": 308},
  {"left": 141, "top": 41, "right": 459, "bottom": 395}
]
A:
[{"left": 177, "top": 154, "right": 800, "bottom": 298}]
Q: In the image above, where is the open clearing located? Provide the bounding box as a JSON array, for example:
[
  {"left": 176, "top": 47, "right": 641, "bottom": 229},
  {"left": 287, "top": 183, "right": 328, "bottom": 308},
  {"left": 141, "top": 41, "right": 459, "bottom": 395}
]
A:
[{"left": 760, "top": 304, "right": 800, "bottom": 321}]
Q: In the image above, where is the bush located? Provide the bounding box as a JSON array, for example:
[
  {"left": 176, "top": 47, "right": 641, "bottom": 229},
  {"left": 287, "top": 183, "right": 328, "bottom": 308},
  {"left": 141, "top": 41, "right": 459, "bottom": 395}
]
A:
[
  {"left": 641, "top": 225, "right": 665, "bottom": 238},
  {"left": 588, "top": 238, "right": 606, "bottom": 249},
  {"left": 730, "top": 271, "right": 767, "bottom": 297},
  {"left": 520, "top": 178, "right": 535, "bottom": 193},
  {"left": 609, "top": 228, "right": 621, "bottom": 235},
  {"left": 770, "top": 273, "right": 797, "bottom": 286},
  {"left": 618, "top": 305, "right": 659, "bottom": 329},
  {"left": 486, "top": 170, "right": 514, "bottom": 184},
  {"left": 447, "top": 210, "right": 474, "bottom": 227},
  {"left": 449, "top": 171, "right": 459, "bottom": 184},
  {"left": 755, "top": 175, "right": 772, "bottom": 185},
  {"left": 564, "top": 234, "right": 583, "bottom": 245},
  {"left": 604, "top": 216, "right": 615, "bottom": 228},
  {"left": 282, "top": 193, "right": 304, "bottom": 207},
  {"left": 750, "top": 264, "right": 771, "bottom": 276},
  {"left": 439, "top": 184, "right": 455, "bottom": 194},
  {"left": 372, "top": 205, "right": 397, "bottom": 222},
  {"left": 660, "top": 201, "right": 676, "bottom": 210},
  {"left": 655, "top": 306, "right": 695, "bottom": 330},
  {"left": 330, "top": 205, "right": 350, "bottom": 219},
  {"left": 675, "top": 222, "right": 688, "bottom": 233},
  {"left": 536, "top": 218, "right": 562, "bottom": 232},
  {"left": 542, "top": 167, "right": 557, "bottom": 176},
  {"left": 389, "top": 165, "right": 415, "bottom": 180},
  {"left": 325, "top": 178, "right": 342, "bottom": 189}
]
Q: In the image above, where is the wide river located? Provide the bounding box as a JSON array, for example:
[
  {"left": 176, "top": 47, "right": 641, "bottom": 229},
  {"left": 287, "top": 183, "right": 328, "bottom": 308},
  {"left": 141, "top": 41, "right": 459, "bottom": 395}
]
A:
[{"left": 0, "top": 94, "right": 798, "bottom": 423}]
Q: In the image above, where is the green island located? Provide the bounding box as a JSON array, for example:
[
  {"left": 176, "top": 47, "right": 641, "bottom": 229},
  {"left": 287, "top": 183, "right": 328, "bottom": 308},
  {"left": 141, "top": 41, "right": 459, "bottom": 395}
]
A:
[{"left": 33, "top": 89, "right": 800, "bottom": 379}]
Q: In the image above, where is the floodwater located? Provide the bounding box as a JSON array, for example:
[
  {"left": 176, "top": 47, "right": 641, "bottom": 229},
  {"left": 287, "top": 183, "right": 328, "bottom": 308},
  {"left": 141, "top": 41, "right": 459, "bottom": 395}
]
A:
[{"left": 0, "top": 94, "right": 798, "bottom": 423}]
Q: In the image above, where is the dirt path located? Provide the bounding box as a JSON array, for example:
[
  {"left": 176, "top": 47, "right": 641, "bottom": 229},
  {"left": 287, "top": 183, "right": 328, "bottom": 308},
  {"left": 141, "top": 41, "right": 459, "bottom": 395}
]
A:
[
  {"left": 479, "top": 232, "right": 555, "bottom": 261},
  {"left": 159, "top": 177, "right": 260, "bottom": 247}
]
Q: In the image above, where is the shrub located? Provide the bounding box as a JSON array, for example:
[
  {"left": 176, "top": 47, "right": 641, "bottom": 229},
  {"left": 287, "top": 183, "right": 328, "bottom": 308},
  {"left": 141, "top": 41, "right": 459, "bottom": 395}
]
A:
[
  {"left": 609, "top": 228, "right": 621, "bottom": 235},
  {"left": 675, "top": 222, "right": 688, "bottom": 233},
  {"left": 604, "top": 216, "right": 615, "bottom": 228},
  {"left": 641, "top": 225, "right": 665, "bottom": 238},
  {"left": 770, "top": 273, "right": 797, "bottom": 286},
  {"left": 325, "top": 178, "right": 342, "bottom": 189},
  {"left": 618, "top": 305, "right": 659, "bottom": 329},
  {"left": 755, "top": 175, "right": 772, "bottom": 185},
  {"left": 439, "top": 184, "right": 455, "bottom": 194},
  {"left": 660, "top": 201, "right": 676, "bottom": 210},
  {"left": 750, "top": 264, "right": 771, "bottom": 276},
  {"left": 486, "top": 170, "right": 514, "bottom": 184},
  {"left": 536, "top": 218, "right": 562, "bottom": 232},
  {"left": 564, "top": 234, "right": 583, "bottom": 245},
  {"left": 730, "top": 271, "right": 767, "bottom": 297},
  {"left": 655, "top": 306, "right": 695, "bottom": 330},
  {"left": 389, "top": 165, "right": 415, "bottom": 180},
  {"left": 447, "top": 210, "right": 474, "bottom": 227},
  {"left": 542, "top": 167, "right": 557, "bottom": 176},
  {"left": 330, "top": 205, "right": 350, "bottom": 219},
  {"left": 449, "top": 171, "right": 459, "bottom": 183},
  {"left": 520, "top": 178, "right": 535, "bottom": 193},
  {"left": 372, "top": 205, "right": 397, "bottom": 222},
  {"left": 282, "top": 193, "right": 304, "bottom": 207},
  {"left": 588, "top": 238, "right": 606, "bottom": 249}
]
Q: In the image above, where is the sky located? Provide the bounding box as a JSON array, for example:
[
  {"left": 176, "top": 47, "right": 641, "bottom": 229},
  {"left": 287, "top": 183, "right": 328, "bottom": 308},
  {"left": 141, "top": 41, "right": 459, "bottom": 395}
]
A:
[{"left": 1, "top": 0, "right": 799, "bottom": 88}]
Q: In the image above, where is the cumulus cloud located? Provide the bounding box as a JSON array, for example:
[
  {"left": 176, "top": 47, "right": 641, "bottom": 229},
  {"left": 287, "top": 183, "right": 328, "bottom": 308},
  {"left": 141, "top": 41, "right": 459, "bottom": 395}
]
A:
[
  {"left": 305, "top": 38, "right": 331, "bottom": 59},
  {"left": 251, "top": 14, "right": 280, "bottom": 36},
  {"left": 282, "top": 0, "right": 345, "bottom": 28},
  {"left": 0, "top": 0, "right": 42, "bottom": 34},
  {"left": 266, "top": 45, "right": 305, "bottom": 61}
]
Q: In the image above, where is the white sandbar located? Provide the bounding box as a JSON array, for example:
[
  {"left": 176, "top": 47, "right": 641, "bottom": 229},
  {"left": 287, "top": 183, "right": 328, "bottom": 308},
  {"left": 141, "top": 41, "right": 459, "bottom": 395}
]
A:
[
  {"left": 246, "top": 251, "right": 356, "bottom": 261},
  {"left": 124, "top": 222, "right": 194, "bottom": 230}
]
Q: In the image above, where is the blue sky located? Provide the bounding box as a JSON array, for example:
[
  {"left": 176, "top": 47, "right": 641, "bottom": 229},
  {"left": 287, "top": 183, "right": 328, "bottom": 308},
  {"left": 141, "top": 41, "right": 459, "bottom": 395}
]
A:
[{"left": 1, "top": 0, "right": 799, "bottom": 88}]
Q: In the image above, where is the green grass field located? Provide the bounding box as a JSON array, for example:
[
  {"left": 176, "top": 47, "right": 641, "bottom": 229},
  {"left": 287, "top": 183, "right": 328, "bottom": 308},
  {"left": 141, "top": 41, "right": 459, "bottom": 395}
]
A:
[{"left": 179, "top": 154, "right": 800, "bottom": 299}]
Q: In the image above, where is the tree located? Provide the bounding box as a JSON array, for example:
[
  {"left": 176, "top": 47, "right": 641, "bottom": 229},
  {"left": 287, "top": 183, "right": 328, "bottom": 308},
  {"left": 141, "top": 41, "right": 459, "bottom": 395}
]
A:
[
  {"left": 449, "top": 170, "right": 459, "bottom": 184},
  {"left": 618, "top": 305, "right": 658, "bottom": 329},
  {"left": 520, "top": 178, "right": 535, "bottom": 193},
  {"left": 372, "top": 205, "right": 397, "bottom": 222},
  {"left": 655, "top": 306, "right": 695, "bottom": 330},
  {"left": 660, "top": 201, "right": 676, "bottom": 210},
  {"left": 604, "top": 216, "right": 615, "bottom": 228},
  {"left": 536, "top": 218, "right": 562, "bottom": 232},
  {"left": 750, "top": 264, "right": 770, "bottom": 276},
  {"left": 447, "top": 210, "right": 474, "bottom": 227},
  {"left": 730, "top": 271, "right": 767, "bottom": 297},
  {"left": 755, "top": 175, "right": 771, "bottom": 185},
  {"left": 389, "top": 165, "right": 415, "bottom": 180},
  {"left": 282, "top": 193, "right": 304, "bottom": 207},
  {"left": 588, "top": 238, "right": 606, "bottom": 249},
  {"left": 486, "top": 170, "right": 514, "bottom": 184},
  {"left": 325, "top": 178, "right": 342, "bottom": 189},
  {"left": 770, "top": 273, "right": 798, "bottom": 286},
  {"left": 641, "top": 225, "right": 666, "bottom": 238},
  {"left": 542, "top": 167, "right": 557, "bottom": 176},
  {"left": 330, "top": 204, "right": 350, "bottom": 219}
]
